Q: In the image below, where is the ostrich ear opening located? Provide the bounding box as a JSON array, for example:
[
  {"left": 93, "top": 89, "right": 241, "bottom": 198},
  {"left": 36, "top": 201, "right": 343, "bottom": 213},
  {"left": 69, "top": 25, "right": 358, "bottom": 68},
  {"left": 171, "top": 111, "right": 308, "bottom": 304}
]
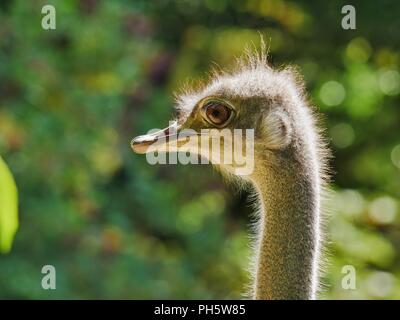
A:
[{"left": 259, "top": 110, "right": 292, "bottom": 150}]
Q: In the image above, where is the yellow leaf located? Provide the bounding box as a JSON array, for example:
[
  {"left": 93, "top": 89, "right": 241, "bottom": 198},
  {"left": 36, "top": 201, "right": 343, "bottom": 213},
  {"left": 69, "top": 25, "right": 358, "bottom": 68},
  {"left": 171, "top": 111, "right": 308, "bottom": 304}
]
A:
[{"left": 0, "top": 156, "right": 18, "bottom": 253}]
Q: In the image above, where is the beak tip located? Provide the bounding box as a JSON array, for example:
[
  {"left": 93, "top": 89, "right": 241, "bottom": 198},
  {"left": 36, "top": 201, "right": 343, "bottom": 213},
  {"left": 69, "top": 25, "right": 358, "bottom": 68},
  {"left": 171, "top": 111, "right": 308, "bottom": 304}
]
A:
[
  {"left": 130, "top": 137, "right": 137, "bottom": 148},
  {"left": 131, "top": 136, "right": 153, "bottom": 154},
  {"left": 130, "top": 137, "right": 143, "bottom": 154},
  {"left": 131, "top": 121, "right": 182, "bottom": 155}
]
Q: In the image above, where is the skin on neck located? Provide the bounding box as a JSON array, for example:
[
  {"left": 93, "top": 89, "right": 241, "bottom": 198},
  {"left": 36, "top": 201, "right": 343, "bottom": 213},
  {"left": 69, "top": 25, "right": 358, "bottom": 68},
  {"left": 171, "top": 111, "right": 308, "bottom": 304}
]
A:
[{"left": 249, "top": 150, "right": 321, "bottom": 300}]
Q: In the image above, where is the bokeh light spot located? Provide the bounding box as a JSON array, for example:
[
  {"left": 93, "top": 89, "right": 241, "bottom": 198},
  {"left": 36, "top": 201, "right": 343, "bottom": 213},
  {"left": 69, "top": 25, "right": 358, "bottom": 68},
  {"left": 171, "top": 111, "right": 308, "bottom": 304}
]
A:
[
  {"left": 319, "top": 81, "right": 346, "bottom": 106},
  {"left": 335, "top": 189, "right": 365, "bottom": 217},
  {"left": 368, "top": 196, "right": 398, "bottom": 225},
  {"left": 330, "top": 123, "right": 355, "bottom": 148},
  {"left": 378, "top": 69, "right": 400, "bottom": 96},
  {"left": 346, "top": 37, "right": 372, "bottom": 63},
  {"left": 391, "top": 144, "right": 400, "bottom": 169},
  {"left": 366, "top": 272, "right": 395, "bottom": 298}
]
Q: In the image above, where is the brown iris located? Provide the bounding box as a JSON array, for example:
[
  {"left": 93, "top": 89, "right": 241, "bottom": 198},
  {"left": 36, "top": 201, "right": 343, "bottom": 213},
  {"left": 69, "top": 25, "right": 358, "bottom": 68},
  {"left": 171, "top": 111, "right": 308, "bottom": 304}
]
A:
[{"left": 203, "top": 101, "right": 232, "bottom": 126}]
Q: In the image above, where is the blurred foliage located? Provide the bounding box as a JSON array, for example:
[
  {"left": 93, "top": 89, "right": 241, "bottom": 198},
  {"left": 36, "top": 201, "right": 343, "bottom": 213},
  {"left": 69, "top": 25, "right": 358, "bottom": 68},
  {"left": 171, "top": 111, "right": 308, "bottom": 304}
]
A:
[
  {"left": 0, "top": 156, "right": 18, "bottom": 253},
  {"left": 0, "top": 0, "right": 399, "bottom": 299}
]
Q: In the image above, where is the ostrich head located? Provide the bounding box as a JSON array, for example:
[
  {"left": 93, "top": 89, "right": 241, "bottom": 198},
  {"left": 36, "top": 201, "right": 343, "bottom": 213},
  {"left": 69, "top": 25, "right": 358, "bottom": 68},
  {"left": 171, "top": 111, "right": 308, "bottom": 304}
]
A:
[
  {"left": 131, "top": 49, "right": 329, "bottom": 300},
  {"left": 131, "top": 51, "right": 320, "bottom": 183}
]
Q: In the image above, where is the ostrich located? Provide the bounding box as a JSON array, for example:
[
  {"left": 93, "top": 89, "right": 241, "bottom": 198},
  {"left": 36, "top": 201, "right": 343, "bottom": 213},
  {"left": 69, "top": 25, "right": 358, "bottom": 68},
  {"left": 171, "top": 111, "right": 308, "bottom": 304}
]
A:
[{"left": 131, "top": 48, "right": 330, "bottom": 300}]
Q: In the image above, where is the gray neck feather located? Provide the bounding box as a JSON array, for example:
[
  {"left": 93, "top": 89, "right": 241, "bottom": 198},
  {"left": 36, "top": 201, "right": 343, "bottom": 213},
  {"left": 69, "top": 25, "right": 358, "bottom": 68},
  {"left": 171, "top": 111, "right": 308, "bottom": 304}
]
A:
[{"left": 250, "top": 149, "right": 320, "bottom": 300}]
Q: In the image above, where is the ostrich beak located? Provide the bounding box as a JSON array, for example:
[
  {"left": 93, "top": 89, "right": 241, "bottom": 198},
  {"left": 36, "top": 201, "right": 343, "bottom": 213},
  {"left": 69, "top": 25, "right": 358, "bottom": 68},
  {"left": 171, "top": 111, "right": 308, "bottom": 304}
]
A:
[{"left": 131, "top": 121, "right": 196, "bottom": 154}]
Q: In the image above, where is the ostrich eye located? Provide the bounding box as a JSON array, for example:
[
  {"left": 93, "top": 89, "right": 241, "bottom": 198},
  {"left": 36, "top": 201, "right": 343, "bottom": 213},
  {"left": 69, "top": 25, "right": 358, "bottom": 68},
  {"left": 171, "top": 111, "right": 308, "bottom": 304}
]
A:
[{"left": 203, "top": 101, "right": 232, "bottom": 126}]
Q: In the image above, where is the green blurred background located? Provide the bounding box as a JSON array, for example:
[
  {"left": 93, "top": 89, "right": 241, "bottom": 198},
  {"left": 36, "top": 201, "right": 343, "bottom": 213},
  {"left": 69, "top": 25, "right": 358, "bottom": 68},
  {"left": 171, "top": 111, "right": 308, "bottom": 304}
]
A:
[{"left": 0, "top": 0, "right": 399, "bottom": 299}]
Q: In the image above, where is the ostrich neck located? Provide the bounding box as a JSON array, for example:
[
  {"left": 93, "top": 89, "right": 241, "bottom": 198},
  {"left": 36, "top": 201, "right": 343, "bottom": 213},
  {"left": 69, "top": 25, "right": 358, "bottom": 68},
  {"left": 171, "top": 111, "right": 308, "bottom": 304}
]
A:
[{"left": 251, "top": 154, "right": 320, "bottom": 300}]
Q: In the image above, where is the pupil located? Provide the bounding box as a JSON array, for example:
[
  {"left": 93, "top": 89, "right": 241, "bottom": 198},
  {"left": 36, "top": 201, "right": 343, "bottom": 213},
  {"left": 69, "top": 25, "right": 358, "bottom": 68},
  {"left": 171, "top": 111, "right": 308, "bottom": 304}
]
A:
[{"left": 204, "top": 101, "right": 231, "bottom": 125}]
